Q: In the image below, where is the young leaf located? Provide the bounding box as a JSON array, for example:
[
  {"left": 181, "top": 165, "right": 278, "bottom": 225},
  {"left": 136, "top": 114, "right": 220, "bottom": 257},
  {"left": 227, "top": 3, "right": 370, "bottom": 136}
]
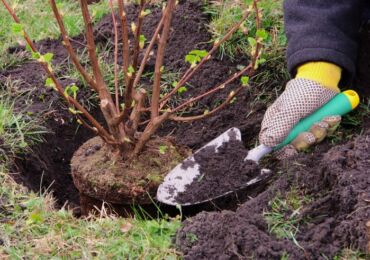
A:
[
  {"left": 189, "top": 50, "right": 208, "bottom": 58},
  {"left": 139, "top": 34, "right": 146, "bottom": 49},
  {"left": 247, "top": 37, "right": 257, "bottom": 47},
  {"left": 31, "top": 51, "right": 41, "bottom": 60},
  {"left": 140, "top": 9, "right": 151, "bottom": 17},
  {"left": 256, "top": 29, "right": 268, "bottom": 40},
  {"left": 177, "top": 86, "right": 188, "bottom": 94},
  {"left": 159, "top": 145, "right": 167, "bottom": 154},
  {"left": 45, "top": 77, "right": 55, "bottom": 89},
  {"left": 43, "top": 53, "right": 54, "bottom": 64},
  {"left": 127, "top": 65, "right": 135, "bottom": 77},
  {"left": 240, "top": 76, "right": 250, "bottom": 87}
]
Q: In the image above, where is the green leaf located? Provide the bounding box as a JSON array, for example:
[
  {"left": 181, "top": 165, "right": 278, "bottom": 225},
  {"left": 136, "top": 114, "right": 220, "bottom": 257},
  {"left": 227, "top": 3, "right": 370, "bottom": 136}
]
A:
[
  {"left": 177, "top": 86, "right": 187, "bottom": 94},
  {"left": 31, "top": 51, "right": 41, "bottom": 60},
  {"left": 139, "top": 34, "right": 146, "bottom": 49},
  {"left": 128, "top": 65, "right": 135, "bottom": 74},
  {"left": 172, "top": 81, "right": 178, "bottom": 88},
  {"left": 240, "top": 76, "right": 249, "bottom": 87},
  {"left": 189, "top": 50, "right": 208, "bottom": 58},
  {"left": 247, "top": 37, "right": 257, "bottom": 47},
  {"left": 11, "top": 23, "right": 23, "bottom": 34},
  {"left": 45, "top": 77, "right": 55, "bottom": 88},
  {"left": 257, "top": 58, "right": 267, "bottom": 65},
  {"left": 256, "top": 29, "right": 268, "bottom": 40},
  {"left": 43, "top": 53, "right": 54, "bottom": 63},
  {"left": 159, "top": 145, "right": 167, "bottom": 154}
]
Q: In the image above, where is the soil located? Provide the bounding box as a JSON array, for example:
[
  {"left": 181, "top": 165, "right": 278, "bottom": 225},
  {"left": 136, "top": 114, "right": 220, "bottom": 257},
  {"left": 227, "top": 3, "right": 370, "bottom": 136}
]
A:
[
  {"left": 0, "top": 0, "right": 368, "bottom": 258},
  {"left": 176, "top": 127, "right": 370, "bottom": 259},
  {"left": 71, "top": 136, "right": 189, "bottom": 204},
  {"left": 175, "top": 138, "right": 261, "bottom": 204}
]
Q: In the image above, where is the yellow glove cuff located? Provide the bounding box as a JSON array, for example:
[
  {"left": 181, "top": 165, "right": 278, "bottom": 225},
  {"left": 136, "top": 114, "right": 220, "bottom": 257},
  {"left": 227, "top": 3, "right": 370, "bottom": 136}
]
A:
[{"left": 295, "top": 62, "right": 341, "bottom": 92}]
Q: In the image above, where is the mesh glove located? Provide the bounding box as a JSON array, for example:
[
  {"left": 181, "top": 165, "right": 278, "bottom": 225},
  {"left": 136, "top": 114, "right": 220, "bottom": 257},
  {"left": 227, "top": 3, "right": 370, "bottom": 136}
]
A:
[{"left": 259, "top": 78, "right": 340, "bottom": 159}]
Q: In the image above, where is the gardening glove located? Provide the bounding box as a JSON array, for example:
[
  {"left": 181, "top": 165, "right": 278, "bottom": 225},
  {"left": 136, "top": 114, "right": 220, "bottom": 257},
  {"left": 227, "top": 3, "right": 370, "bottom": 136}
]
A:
[{"left": 259, "top": 62, "right": 342, "bottom": 159}]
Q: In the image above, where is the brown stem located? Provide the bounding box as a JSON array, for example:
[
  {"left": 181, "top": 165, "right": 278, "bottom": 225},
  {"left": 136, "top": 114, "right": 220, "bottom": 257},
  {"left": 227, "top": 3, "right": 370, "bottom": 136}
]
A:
[
  {"left": 133, "top": 112, "right": 170, "bottom": 156},
  {"left": 129, "top": 89, "right": 147, "bottom": 132},
  {"left": 79, "top": 0, "right": 125, "bottom": 142},
  {"left": 131, "top": 0, "right": 146, "bottom": 71},
  {"left": 151, "top": 0, "right": 176, "bottom": 119},
  {"left": 49, "top": 0, "right": 98, "bottom": 92},
  {"left": 1, "top": 0, "right": 114, "bottom": 143},
  {"left": 159, "top": 7, "right": 252, "bottom": 109},
  {"left": 117, "top": 0, "right": 130, "bottom": 84},
  {"left": 169, "top": 87, "right": 243, "bottom": 122},
  {"left": 132, "top": 12, "right": 165, "bottom": 89},
  {"left": 109, "top": 0, "right": 120, "bottom": 111},
  {"left": 117, "top": 0, "right": 133, "bottom": 124}
]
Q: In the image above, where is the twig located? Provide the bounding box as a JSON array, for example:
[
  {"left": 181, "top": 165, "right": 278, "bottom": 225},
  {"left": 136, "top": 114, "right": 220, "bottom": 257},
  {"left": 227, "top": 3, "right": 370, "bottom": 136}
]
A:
[
  {"left": 49, "top": 0, "right": 98, "bottom": 92},
  {"left": 109, "top": 0, "right": 120, "bottom": 111},
  {"left": 169, "top": 87, "right": 243, "bottom": 122},
  {"left": 151, "top": 0, "right": 176, "bottom": 119},
  {"left": 132, "top": 12, "right": 165, "bottom": 89},
  {"left": 131, "top": 0, "right": 146, "bottom": 70}
]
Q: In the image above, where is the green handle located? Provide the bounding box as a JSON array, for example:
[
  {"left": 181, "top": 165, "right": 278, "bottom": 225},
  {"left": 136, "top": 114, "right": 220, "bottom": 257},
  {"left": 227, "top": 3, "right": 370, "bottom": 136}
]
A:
[{"left": 274, "top": 90, "right": 359, "bottom": 150}]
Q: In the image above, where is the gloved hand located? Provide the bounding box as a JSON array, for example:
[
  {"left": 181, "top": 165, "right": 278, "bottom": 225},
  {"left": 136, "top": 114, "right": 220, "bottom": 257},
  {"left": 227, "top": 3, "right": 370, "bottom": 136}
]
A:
[{"left": 259, "top": 77, "right": 341, "bottom": 159}]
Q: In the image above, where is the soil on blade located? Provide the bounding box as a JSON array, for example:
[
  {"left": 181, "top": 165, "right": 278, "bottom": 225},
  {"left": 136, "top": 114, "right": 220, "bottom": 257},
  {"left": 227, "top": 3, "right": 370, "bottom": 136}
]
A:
[{"left": 175, "top": 138, "right": 261, "bottom": 204}]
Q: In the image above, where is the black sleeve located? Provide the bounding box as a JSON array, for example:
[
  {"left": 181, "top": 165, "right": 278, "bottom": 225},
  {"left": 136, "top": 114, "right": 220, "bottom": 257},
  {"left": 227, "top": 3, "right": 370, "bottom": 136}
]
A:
[{"left": 284, "top": 0, "right": 363, "bottom": 84}]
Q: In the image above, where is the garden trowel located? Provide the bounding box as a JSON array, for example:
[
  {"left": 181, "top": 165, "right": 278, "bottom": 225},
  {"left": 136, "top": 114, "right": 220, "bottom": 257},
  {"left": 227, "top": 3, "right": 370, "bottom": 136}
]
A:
[{"left": 157, "top": 90, "right": 360, "bottom": 206}]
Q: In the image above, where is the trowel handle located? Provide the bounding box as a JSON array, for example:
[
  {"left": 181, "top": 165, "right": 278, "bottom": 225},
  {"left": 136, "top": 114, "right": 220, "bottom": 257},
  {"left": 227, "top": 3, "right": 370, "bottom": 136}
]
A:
[
  {"left": 274, "top": 90, "right": 360, "bottom": 150},
  {"left": 246, "top": 90, "right": 360, "bottom": 162}
]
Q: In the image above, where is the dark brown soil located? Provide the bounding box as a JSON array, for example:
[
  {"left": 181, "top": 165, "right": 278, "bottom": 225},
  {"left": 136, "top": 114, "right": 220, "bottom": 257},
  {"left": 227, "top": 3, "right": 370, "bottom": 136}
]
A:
[
  {"left": 175, "top": 139, "right": 261, "bottom": 204},
  {"left": 71, "top": 136, "right": 189, "bottom": 204},
  {"left": 176, "top": 127, "right": 370, "bottom": 259}
]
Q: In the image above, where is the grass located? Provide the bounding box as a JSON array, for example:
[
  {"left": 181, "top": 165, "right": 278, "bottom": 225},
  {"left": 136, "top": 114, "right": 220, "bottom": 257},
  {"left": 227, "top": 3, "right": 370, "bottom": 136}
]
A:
[
  {"left": 0, "top": 79, "right": 46, "bottom": 165},
  {"left": 205, "top": 0, "right": 286, "bottom": 60},
  {"left": 0, "top": 0, "right": 109, "bottom": 66},
  {"left": 0, "top": 169, "right": 181, "bottom": 259},
  {"left": 263, "top": 187, "right": 312, "bottom": 247}
]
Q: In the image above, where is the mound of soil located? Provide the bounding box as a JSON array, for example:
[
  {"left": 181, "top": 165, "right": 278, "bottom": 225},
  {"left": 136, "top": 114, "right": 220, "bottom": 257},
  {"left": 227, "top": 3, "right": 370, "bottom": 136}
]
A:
[
  {"left": 176, "top": 127, "right": 370, "bottom": 259},
  {"left": 71, "top": 136, "right": 189, "bottom": 204},
  {"left": 175, "top": 138, "right": 261, "bottom": 204}
]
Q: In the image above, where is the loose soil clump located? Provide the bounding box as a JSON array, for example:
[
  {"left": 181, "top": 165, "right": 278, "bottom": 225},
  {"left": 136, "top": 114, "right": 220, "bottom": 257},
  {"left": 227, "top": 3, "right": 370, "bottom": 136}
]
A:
[{"left": 175, "top": 139, "right": 261, "bottom": 204}]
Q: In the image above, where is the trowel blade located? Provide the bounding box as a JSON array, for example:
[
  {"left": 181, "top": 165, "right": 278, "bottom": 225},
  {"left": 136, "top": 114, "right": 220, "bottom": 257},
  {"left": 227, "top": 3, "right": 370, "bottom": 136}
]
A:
[{"left": 156, "top": 127, "right": 242, "bottom": 206}]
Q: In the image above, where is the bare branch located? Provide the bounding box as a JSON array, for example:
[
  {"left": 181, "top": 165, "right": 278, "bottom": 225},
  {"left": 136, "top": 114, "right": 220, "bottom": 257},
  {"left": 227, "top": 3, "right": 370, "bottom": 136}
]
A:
[
  {"left": 132, "top": 12, "right": 165, "bottom": 89},
  {"left": 109, "top": 0, "right": 120, "bottom": 111},
  {"left": 49, "top": 0, "right": 98, "bottom": 92},
  {"left": 131, "top": 0, "right": 147, "bottom": 70},
  {"left": 151, "top": 0, "right": 176, "bottom": 119},
  {"left": 169, "top": 87, "right": 243, "bottom": 122}
]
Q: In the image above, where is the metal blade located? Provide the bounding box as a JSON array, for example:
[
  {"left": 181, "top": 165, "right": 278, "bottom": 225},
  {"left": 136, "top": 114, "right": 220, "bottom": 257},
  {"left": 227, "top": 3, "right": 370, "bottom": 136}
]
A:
[{"left": 156, "top": 127, "right": 242, "bottom": 206}]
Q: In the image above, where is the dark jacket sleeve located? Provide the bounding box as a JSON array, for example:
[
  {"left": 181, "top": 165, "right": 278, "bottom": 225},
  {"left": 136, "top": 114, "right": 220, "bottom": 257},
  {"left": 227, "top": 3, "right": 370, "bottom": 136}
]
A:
[{"left": 284, "top": 0, "right": 363, "bottom": 84}]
